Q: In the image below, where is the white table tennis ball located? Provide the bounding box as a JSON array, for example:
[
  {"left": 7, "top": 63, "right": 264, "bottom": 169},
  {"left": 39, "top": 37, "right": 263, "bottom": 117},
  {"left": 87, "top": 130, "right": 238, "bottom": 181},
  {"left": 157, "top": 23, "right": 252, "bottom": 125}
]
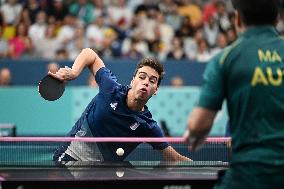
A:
[
  {"left": 116, "top": 170, "right": 125, "bottom": 178},
  {"left": 116, "top": 148, "right": 124, "bottom": 156}
]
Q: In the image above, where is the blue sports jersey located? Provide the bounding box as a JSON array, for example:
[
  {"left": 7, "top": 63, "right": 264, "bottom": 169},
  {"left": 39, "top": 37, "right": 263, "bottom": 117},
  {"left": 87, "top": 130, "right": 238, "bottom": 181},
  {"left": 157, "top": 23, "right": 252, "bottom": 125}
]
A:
[{"left": 54, "top": 67, "right": 168, "bottom": 161}]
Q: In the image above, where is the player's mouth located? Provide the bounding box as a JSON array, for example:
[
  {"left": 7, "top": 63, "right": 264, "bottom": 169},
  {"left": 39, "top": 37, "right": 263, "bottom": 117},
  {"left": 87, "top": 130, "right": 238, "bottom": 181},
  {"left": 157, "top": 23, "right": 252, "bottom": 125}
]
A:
[{"left": 139, "top": 88, "right": 148, "bottom": 93}]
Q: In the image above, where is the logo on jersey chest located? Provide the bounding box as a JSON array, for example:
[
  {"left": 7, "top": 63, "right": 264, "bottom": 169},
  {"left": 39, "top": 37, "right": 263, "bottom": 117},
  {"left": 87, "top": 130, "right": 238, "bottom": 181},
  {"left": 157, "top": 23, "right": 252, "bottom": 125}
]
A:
[
  {"left": 130, "top": 122, "right": 140, "bottom": 130},
  {"left": 110, "top": 102, "right": 118, "bottom": 110}
]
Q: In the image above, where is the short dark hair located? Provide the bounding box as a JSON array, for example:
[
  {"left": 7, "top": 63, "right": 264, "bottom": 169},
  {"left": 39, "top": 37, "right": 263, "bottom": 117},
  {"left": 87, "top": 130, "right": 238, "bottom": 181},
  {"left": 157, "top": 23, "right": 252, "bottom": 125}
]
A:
[
  {"left": 134, "top": 57, "right": 165, "bottom": 86},
  {"left": 231, "top": 0, "right": 281, "bottom": 26}
]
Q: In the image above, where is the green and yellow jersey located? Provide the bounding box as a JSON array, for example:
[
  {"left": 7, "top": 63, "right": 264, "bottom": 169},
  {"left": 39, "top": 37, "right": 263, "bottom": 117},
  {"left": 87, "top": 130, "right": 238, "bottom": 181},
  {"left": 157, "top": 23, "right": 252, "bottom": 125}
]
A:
[{"left": 198, "top": 26, "right": 284, "bottom": 166}]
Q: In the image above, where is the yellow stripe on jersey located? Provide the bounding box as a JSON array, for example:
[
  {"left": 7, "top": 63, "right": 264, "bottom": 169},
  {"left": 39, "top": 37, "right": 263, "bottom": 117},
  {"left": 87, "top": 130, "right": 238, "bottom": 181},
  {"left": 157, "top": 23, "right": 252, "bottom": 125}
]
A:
[{"left": 219, "top": 39, "right": 242, "bottom": 65}]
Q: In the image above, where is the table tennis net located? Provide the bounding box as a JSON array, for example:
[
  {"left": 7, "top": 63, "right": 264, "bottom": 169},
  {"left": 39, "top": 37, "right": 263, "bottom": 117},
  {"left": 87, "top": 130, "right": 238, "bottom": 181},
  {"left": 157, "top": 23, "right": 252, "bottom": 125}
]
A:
[{"left": 0, "top": 137, "right": 231, "bottom": 167}]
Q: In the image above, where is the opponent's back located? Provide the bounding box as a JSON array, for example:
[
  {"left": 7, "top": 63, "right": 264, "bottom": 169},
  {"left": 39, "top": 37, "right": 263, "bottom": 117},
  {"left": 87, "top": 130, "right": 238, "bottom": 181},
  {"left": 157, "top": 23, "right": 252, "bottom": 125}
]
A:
[{"left": 222, "top": 26, "right": 284, "bottom": 165}]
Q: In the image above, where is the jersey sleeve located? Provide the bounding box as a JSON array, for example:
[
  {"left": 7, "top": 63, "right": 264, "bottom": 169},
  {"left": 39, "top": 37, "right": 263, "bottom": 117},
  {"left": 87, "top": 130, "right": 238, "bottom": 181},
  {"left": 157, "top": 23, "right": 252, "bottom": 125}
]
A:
[
  {"left": 198, "top": 52, "right": 225, "bottom": 110},
  {"left": 95, "top": 67, "right": 121, "bottom": 93},
  {"left": 147, "top": 124, "right": 169, "bottom": 150}
]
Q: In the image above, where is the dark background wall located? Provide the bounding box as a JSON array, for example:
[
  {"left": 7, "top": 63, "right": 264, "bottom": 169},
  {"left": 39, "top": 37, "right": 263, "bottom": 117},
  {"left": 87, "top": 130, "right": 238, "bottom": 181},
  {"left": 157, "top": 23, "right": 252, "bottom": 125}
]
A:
[{"left": 0, "top": 59, "right": 206, "bottom": 86}]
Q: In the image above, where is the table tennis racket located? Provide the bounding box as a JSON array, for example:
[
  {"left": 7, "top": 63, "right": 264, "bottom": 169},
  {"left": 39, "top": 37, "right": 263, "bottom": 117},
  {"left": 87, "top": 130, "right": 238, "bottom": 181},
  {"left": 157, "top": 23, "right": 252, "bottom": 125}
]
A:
[{"left": 38, "top": 75, "right": 65, "bottom": 101}]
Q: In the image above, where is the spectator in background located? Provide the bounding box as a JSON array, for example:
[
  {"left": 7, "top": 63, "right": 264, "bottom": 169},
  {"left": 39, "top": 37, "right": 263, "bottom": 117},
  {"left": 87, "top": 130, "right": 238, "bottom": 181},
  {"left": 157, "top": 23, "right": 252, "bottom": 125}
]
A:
[
  {"left": 139, "top": 6, "right": 159, "bottom": 46},
  {"left": 155, "top": 11, "right": 174, "bottom": 56},
  {"left": 228, "top": 11, "right": 236, "bottom": 27},
  {"left": 66, "top": 25, "right": 89, "bottom": 60},
  {"left": 122, "top": 37, "right": 144, "bottom": 59},
  {"left": 47, "top": 62, "right": 59, "bottom": 74},
  {"left": 99, "top": 27, "right": 119, "bottom": 58},
  {"left": 127, "top": 0, "right": 144, "bottom": 12},
  {"left": 21, "top": 0, "right": 43, "bottom": 26},
  {"left": 69, "top": 0, "right": 94, "bottom": 26},
  {"left": 202, "top": 0, "right": 218, "bottom": 24},
  {"left": 177, "top": 0, "right": 202, "bottom": 29},
  {"left": 184, "top": 29, "right": 204, "bottom": 60},
  {"left": 86, "top": 15, "right": 108, "bottom": 51},
  {"left": 0, "top": 0, "right": 22, "bottom": 26},
  {"left": 57, "top": 14, "right": 78, "bottom": 47},
  {"left": 170, "top": 75, "right": 184, "bottom": 87},
  {"left": 46, "top": 0, "right": 69, "bottom": 27},
  {"left": 0, "top": 0, "right": 253, "bottom": 61},
  {"left": 167, "top": 36, "right": 186, "bottom": 60},
  {"left": 196, "top": 38, "right": 212, "bottom": 62},
  {"left": 0, "top": 68, "right": 12, "bottom": 86},
  {"left": 134, "top": 0, "right": 159, "bottom": 16},
  {"left": 159, "top": 0, "right": 183, "bottom": 32},
  {"left": 203, "top": 14, "right": 219, "bottom": 48},
  {"left": 0, "top": 11, "right": 4, "bottom": 27},
  {"left": 108, "top": 0, "right": 133, "bottom": 31},
  {"left": 211, "top": 32, "right": 228, "bottom": 56},
  {"left": 121, "top": 30, "right": 149, "bottom": 58},
  {"left": 226, "top": 27, "right": 237, "bottom": 45},
  {"left": 0, "top": 0, "right": 22, "bottom": 40},
  {"left": 215, "top": 0, "right": 231, "bottom": 32},
  {"left": 148, "top": 39, "right": 164, "bottom": 61},
  {"left": 175, "top": 16, "right": 195, "bottom": 38},
  {"left": 55, "top": 49, "right": 69, "bottom": 60},
  {"left": 28, "top": 10, "right": 47, "bottom": 42},
  {"left": 34, "top": 23, "right": 62, "bottom": 60},
  {"left": 87, "top": 20, "right": 120, "bottom": 58},
  {"left": 8, "top": 22, "right": 33, "bottom": 59},
  {"left": 0, "top": 26, "right": 9, "bottom": 58},
  {"left": 91, "top": 0, "right": 108, "bottom": 19}
]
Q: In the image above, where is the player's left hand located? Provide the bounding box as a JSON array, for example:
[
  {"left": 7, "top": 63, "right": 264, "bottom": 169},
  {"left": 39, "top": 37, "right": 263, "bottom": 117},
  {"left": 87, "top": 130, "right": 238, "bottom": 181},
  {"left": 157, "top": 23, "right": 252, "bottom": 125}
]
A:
[{"left": 183, "top": 129, "right": 206, "bottom": 151}]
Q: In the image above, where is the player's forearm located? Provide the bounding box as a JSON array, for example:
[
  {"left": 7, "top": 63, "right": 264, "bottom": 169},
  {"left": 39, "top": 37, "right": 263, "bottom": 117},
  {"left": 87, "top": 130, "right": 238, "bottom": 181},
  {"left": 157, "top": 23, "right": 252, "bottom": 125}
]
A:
[
  {"left": 72, "top": 48, "right": 104, "bottom": 77},
  {"left": 185, "top": 107, "right": 216, "bottom": 150},
  {"left": 187, "top": 107, "right": 216, "bottom": 139}
]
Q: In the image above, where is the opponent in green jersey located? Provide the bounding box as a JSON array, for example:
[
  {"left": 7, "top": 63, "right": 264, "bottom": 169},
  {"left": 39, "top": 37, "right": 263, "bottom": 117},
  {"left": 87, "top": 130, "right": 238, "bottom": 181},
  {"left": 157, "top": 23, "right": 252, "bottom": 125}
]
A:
[{"left": 185, "top": 0, "right": 284, "bottom": 188}]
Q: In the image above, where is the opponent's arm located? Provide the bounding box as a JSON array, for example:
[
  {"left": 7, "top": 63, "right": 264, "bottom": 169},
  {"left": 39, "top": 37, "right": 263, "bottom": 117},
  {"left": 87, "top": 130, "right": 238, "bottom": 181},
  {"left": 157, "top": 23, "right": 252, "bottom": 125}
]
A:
[
  {"left": 161, "top": 146, "right": 192, "bottom": 162},
  {"left": 49, "top": 48, "right": 105, "bottom": 81},
  {"left": 185, "top": 107, "right": 217, "bottom": 151}
]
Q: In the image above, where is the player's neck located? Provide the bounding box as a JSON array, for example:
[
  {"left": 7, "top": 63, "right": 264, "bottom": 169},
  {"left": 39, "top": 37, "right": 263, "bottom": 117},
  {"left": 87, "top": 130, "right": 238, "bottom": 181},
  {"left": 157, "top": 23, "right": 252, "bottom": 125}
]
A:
[{"left": 126, "top": 91, "right": 145, "bottom": 112}]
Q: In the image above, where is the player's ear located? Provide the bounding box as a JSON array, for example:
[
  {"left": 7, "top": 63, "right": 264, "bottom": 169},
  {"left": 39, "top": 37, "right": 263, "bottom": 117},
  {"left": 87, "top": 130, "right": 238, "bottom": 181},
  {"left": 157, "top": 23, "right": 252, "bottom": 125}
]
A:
[
  {"left": 130, "top": 78, "right": 134, "bottom": 87},
  {"left": 153, "top": 87, "right": 159, "bottom": 95},
  {"left": 275, "top": 13, "right": 280, "bottom": 26},
  {"left": 235, "top": 10, "right": 242, "bottom": 32}
]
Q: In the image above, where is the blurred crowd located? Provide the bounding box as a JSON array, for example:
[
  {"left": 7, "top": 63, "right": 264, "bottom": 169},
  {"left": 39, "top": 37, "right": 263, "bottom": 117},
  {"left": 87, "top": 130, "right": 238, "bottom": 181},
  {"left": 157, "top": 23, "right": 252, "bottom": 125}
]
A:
[
  {"left": 1, "top": 0, "right": 284, "bottom": 86},
  {"left": 0, "top": 0, "right": 255, "bottom": 62}
]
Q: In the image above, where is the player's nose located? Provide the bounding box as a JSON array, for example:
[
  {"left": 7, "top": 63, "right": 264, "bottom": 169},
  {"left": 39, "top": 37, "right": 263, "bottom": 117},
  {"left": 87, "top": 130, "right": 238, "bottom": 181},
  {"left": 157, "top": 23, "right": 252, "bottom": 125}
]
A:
[{"left": 143, "top": 80, "right": 149, "bottom": 86}]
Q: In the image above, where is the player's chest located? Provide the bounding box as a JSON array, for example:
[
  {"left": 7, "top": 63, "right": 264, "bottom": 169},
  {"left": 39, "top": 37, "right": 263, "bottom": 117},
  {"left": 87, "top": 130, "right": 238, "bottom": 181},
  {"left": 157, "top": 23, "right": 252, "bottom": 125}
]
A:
[{"left": 97, "top": 96, "right": 151, "bottom": 133}]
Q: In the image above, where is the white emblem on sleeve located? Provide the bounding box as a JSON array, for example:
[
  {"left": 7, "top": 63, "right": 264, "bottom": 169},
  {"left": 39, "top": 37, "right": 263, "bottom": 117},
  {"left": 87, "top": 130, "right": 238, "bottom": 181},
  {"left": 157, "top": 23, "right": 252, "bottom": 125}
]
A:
[{"left": 130, "top": 122, "right": 140, "bottom": 130}]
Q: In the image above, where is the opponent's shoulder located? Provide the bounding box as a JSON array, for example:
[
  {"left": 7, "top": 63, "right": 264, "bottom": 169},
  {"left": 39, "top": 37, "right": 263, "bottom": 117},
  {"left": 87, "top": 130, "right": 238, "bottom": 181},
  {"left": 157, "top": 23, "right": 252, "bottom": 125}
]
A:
[
  {"left": 276, "top": 36, "right": 284, "bottom": 47},
  {"left": 219, "top": 38, "right": 243, "bottom": 65}
]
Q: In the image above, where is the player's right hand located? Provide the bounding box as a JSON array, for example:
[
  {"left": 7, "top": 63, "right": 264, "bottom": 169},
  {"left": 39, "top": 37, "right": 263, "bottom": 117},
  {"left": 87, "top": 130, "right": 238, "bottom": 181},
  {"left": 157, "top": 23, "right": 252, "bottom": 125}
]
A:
[{"left": 48, "top": 66, "right": 78, "bottom": 82}]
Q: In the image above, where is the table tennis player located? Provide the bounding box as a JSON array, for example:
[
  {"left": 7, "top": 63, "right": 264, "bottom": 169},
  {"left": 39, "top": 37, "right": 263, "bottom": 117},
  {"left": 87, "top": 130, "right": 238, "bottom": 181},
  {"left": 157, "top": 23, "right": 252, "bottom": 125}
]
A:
[{"left": 51, "top": 48, "right": 191, "bottom": 162}]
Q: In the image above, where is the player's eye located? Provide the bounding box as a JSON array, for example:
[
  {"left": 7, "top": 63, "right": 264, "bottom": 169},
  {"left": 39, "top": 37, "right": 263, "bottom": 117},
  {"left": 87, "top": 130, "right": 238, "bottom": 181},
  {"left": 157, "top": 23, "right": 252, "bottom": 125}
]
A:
[
  {"left": 139, "top": 75, "right": 146, "bottom": 80},
  {"left": 149, "top": 78, "right": 157, "bottom": 84}
]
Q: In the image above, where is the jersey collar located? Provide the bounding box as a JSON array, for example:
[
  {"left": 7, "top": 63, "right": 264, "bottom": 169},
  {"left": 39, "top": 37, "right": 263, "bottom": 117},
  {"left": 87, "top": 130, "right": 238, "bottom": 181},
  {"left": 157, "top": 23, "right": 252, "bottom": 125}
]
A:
[{"left": 241, "top": 26, "right": 279, "bottom": 38}]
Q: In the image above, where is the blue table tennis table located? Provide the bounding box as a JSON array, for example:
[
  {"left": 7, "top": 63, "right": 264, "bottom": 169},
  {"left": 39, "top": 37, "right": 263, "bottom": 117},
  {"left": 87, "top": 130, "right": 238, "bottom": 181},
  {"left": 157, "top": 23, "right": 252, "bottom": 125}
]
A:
[
  {"left": 0, "top": 161, "right": 228, "bottom": 189},
  {"left": 0, "top": 138, "right": 231, "bottom": 189}
]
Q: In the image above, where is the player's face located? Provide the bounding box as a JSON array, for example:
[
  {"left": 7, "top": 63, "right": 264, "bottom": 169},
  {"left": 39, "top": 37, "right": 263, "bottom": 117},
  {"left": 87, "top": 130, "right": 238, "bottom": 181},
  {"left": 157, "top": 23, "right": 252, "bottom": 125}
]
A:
[{"left": 131, "top": 66, "right": 159, "bottom": 101}]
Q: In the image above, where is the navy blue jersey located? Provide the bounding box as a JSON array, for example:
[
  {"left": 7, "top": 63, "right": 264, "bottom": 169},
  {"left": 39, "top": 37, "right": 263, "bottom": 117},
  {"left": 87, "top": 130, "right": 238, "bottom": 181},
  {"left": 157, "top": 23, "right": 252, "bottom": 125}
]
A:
[{"left": 58, "top": 67, "right": 168, "bottom": 161}]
